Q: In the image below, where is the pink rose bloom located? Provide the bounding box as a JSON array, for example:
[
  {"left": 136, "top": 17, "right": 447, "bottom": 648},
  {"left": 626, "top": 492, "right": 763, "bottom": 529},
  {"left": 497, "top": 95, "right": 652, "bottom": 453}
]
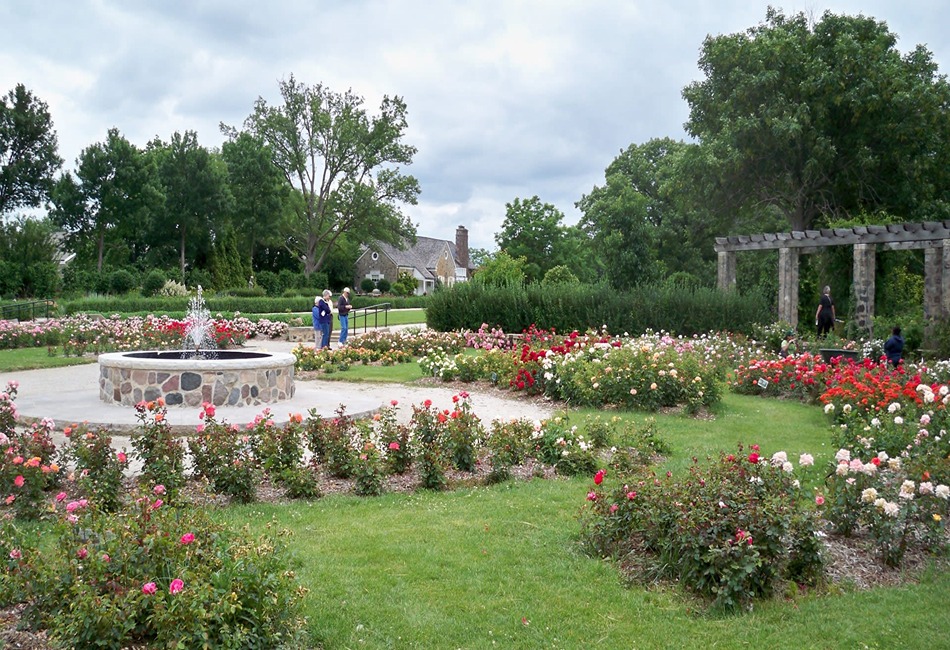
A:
[
  {"left": 13, "top": 475, "right": 24, "bottom": 488},
  {"left": 180, "top": 532, "right": 195, "bottom": 545},
  {"left": 66, "top": 501, "right": 82, "bottom": 513},
  {"left": 195, "top": 423, "right": 205, "bottom": 434},
  {"left": 9, "top": 549, "right": 21, "bottom": 560},
  {"left": 102, "top": 553, "right": 110, "bottom": 562},
  {"left": 153, "top": 484, "right": 166, "bottom": 495},
  {"left": 142, "top": 582, "right": 157, "bottom": 595},
  {"left": 66, "top": 514, "right": 78, "bottom": 524},
  {"left": 609, "top": 504, "right": 619, "bottom": 514},
  {"left": 151, "top": 499, "right": 163, "bottom": 510},
  {"left": 116, "top": 452, "right": 127, "bottom": 464},
  {"left": 77, "top": 547, "right": 88, "bottom": 559},
  {"left": 389, "top": 441, "right": 400, "bottom": 451},
  {"left": 586, "top": 491, "right": 598, "bottom": 502},
  {"left": 815, "top": 494, "right": 825, "bottom": 506},
  {"left": 169, "top": 578, "right": 184, "bottom": 594}
]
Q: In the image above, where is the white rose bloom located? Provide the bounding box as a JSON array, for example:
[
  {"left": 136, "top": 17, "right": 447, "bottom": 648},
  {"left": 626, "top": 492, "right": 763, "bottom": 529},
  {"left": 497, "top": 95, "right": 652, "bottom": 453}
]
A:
[
  {"left": 883, "top": 501, "right": 900, "bottom": 517},
  {"left": 861, "top": 488, "right": 878, "bottom": 503},
  {"left": 824, "top": 403, "right": 835, "bottom": 414},
  {"left": 893, "top": 416, "right": 904, "bottom": 425},
  {"left": 782, "top": 461, "right": 794, "bottom": 473},
  {"left": 935, "top": 485, "right": 950, "bottom": 500},
  {"left": 888, "top": 402, "right": 901, "bottom": 413},
  {"left": 919, "top": 482, "right": 934, "bottom": 495},
  {"left": 835, "top": 449, "right": 851, "bottom": 462}
]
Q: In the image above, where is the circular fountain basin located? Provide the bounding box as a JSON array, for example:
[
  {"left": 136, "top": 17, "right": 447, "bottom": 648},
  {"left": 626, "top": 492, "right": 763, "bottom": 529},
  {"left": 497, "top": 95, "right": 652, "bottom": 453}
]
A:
[{"left": 98, "top": 350, "right": 296, "bottom": 407}]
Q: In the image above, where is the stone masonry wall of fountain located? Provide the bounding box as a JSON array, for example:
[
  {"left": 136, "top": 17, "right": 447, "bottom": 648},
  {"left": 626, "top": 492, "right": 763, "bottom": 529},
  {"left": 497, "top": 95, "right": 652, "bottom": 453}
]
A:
[{"left": 98, "top": 352, "right": 296, "bottom": 407}]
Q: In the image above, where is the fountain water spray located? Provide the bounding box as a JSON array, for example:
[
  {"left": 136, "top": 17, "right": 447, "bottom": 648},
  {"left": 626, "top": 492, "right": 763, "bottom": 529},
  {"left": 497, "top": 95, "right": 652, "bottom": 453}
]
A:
[{"left": 183, "top": 285, "right": 217, "bottom": 359}]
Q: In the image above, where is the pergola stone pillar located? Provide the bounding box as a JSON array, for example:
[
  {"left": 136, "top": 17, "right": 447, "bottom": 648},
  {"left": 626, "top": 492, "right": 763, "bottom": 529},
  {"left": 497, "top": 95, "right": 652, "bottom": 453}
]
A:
[
  {"left": 853, "top": 243, "right": 876, "bottom": 336},
  {"left": 942, "top": 240, "right": 950, "bottom": 320},
  {"left": 717, "top": 251, "right": 736, "bottom": 291},
  {"left": 778, "top": 247, "right": 799, "bottom": 327},
  {"left": 924, "top": 246, "right": 943, "bottom": 320}
]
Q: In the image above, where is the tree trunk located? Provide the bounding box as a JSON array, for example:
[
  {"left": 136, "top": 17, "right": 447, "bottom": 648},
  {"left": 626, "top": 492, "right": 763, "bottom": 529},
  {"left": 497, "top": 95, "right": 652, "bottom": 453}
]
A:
[{"left": 180, "top": 229, "right": 187, "bottom": 281}]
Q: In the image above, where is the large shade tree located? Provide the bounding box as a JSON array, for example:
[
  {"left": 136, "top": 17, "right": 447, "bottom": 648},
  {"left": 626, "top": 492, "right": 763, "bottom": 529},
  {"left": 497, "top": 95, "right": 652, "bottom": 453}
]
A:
[
  {"left": 495, "top": 196, "right": 567, "bottom": 284},
  {"left": 232, "top": 75, "right": 420, "bottom": 277},
  {"left": 220, "top": 132, "right": 288, "bottom": 267},
  {"left": 0, "top": 84, "right": 62, "bottom": 217},
  {"left": 683, "top": 8, "right": 950, "bottom": 231},
  {"left": 148, "top": 131, "right": 232, "bottom": 279},
  {"left": 52, "top": 128, "right": 162, "bottom": 272}
]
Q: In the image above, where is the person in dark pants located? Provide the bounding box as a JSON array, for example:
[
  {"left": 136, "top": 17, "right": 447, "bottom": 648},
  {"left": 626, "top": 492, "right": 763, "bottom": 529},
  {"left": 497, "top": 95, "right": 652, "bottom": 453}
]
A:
[
  {"left": 815, "top": 286, "right": 836, "bottom": 338},
  {"left": 314, "top": 290, "right": 333, "bottom": 349},
  {"left": 883, "top": 326, "right": 904, "bottom": 367}
]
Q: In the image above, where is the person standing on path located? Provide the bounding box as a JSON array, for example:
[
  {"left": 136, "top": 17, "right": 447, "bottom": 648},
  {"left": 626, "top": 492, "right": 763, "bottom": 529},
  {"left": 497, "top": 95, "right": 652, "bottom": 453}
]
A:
[
  {"left": 815, "top": 285, "right": 836, "bottom": 339},
  {"left": 337, "top": 287, "right": 352, "bottom": 346},
  {"left": 314, "top": 290, "right": 333, "bottom": 349}
]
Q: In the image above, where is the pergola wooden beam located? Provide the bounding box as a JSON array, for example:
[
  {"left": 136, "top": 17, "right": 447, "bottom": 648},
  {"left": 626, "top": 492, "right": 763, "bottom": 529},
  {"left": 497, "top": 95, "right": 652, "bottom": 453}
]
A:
[{"left": 714, "top": 220, "right": 950, "bottom": 252}]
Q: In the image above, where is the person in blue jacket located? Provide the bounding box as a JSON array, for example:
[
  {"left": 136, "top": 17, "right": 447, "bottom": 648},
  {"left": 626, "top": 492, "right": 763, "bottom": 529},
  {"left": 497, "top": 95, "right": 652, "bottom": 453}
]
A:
[
  {"left": 313, "top": 290, "right": 333, "bottom": 349},
  {"left": 883, "top": 326, "right": 904, "bottom": 367}
]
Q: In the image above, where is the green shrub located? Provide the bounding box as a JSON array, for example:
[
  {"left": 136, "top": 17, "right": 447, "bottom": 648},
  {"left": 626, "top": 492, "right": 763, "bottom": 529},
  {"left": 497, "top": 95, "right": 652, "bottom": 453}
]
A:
[
  {"left": 109, "top": 268, "right": 136, "bottom": 295},
  {"left": 16, "top": 497, "right": 306, "bottom": 648},
  {"left": 541, "top": 265, "right": 580, "bottom": 286},
  {"left": 580, "top": 447, "right": 825, "bottom": 612},
  {"left": 377, "top": 277, "right": 392, "bottom": 293},
  {"left": 360, "top": 277, "right": 376, "bottom": 293},
  {"left": 141, "top": 269, "right": 166, "bottom": 296},
  {"left": 427, "top": 282, "right": 770, "bottom": 336}
]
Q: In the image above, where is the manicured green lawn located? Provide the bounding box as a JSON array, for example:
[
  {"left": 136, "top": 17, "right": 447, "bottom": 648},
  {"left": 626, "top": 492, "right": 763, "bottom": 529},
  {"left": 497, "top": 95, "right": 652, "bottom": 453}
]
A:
[
  {"left": 218, "top": 393, "right": 948, "bottom": 649},
  {"left": 0, "top": 347, "right": 95, "bottom": 372},
  {"left": 319, "top": 361, "right": 426, "bottom": 383}
]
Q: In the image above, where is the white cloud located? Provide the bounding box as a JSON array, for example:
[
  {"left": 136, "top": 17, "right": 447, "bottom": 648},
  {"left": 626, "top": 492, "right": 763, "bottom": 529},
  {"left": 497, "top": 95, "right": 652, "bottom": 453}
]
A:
[{"left": 1, "top": 0, "right": 946, "bottom": 251}]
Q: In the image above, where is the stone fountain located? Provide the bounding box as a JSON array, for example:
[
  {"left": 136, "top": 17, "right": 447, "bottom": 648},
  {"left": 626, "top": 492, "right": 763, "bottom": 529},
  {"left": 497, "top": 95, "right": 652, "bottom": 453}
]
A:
[{"left": 98, "top": 287, "right": 295, "bottom": 407}]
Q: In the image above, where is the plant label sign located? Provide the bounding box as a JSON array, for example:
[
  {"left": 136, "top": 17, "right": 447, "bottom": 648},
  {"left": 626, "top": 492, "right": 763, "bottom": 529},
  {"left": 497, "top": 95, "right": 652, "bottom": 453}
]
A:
[{"left": 756, "top": 378, "right": 769, "bottom": 389}]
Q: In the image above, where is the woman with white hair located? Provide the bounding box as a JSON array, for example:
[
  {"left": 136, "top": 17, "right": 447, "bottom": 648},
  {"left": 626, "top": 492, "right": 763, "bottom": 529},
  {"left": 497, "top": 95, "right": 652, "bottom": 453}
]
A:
[{"left": 314, "top": 289, "right": 333, "bottom": 349}]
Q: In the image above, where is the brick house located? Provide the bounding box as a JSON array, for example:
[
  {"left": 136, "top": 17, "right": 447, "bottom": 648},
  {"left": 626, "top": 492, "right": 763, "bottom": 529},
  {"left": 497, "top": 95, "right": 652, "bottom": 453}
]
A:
[{"left": 354, "top": 226, "right": 473, "bottom": 295}]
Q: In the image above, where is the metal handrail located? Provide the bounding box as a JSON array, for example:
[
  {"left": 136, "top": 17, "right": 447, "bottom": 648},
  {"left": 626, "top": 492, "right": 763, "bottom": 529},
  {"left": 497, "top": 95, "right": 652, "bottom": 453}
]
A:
[
  {"left": 348, "top": 302, "right": 391, "bottom": 334},
  {"left": 0, "top": 299, "right": 55, "bottom": 322}
]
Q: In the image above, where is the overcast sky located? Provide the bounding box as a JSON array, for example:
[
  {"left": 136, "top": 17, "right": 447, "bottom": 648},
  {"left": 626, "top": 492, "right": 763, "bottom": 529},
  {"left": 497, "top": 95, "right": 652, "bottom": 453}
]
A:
[{"left": 2, "top": 1, "right": 946, "bottom": 251}]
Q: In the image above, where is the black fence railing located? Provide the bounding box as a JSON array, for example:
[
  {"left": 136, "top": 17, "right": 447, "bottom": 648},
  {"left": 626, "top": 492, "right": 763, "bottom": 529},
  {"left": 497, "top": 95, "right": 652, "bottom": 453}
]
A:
[
  {"left": 349, "top": 302, "right": 391, "bottom": 334},
  {"left": 0, "top": 299, "right": 55, "bottom": 322}
]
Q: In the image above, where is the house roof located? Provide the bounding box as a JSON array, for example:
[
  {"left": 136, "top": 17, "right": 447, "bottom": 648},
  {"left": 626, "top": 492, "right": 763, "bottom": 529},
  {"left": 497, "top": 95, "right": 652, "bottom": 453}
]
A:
[{"left": 367, "top": 236, "right": 471, "bottom": 279}]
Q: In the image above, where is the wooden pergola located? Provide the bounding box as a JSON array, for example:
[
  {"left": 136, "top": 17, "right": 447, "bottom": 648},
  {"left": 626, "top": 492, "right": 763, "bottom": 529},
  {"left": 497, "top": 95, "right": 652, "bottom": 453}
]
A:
[{"left": 714, "top": 220, "right": 950, "bottom": 334}]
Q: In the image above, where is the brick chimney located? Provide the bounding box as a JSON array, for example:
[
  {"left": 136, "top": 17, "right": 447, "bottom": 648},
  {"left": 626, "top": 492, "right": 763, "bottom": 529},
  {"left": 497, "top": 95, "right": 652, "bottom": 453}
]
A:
[{"left": 455, "top": 225, "right": 470, "bottom": 274}]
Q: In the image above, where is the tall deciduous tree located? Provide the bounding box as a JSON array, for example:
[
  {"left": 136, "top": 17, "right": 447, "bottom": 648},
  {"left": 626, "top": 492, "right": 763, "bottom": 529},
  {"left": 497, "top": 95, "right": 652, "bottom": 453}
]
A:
[
  {"left": 495, "top": 196, "right": 566, "bottom": 284},
  {"left": 148, "top": 131, "right": 232, "bottom": 280},
  {"left": 683, "top": 8, "right": 950, "bottom": 230},
  {"left": 52, "top": 128, "right": 162, "bottom": 272},
  {"left": 233, "top": 76, "right": 420, "bottom": 277},
  {"left": 220, "top": 132, "right": 288, "bottom": 267},
  {"left": 577, "top": 174, "right": 657, "bottom": 290},
  {"left": 0, "top": 84, "right": 63, "bottom": 216}
]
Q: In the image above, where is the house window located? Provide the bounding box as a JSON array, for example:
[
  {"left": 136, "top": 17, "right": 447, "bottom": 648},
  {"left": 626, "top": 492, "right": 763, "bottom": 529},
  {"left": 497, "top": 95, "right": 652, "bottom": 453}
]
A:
[{"left": 371, "top": 251, "right": 379, "bottom": 261}]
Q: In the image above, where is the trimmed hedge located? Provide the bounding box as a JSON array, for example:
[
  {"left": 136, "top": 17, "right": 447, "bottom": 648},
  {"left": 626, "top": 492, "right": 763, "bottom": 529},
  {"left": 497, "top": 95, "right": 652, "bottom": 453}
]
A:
[
  {"left": 59, "top": 294, "right": 429, "bottom": 316},
  {"left": 425, "top": 282, "right": 771, "bottom": 336}
]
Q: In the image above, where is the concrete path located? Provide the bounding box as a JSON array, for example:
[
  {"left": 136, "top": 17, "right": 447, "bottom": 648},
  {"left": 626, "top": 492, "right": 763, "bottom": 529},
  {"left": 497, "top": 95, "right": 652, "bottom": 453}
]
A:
[{"left": 0, "top": 334, "right": 553, "bottom": 439}]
